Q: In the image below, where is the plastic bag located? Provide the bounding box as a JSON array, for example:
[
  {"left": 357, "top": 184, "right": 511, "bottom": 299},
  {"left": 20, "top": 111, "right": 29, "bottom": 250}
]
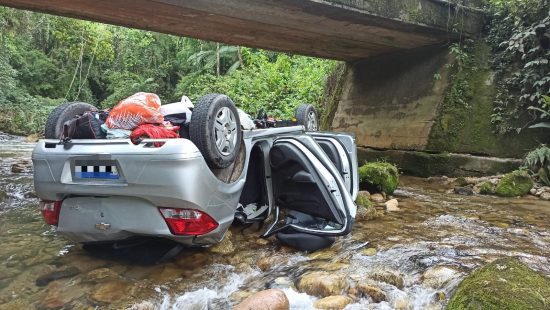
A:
[{"left": 105, "top": 92, "right": 164, "bottom": 130}]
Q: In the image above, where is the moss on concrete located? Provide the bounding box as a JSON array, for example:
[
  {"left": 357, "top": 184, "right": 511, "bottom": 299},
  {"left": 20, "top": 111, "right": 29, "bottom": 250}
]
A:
[
  {"left": 446, "top": 258, "right": 550, "bottom": 310},
  {"left": 427, "top": 41, "right": 544, "bottom": 158},
  {"left": 478, "top": 181, "right": 494, "bottom": 195},
  {"left": 358, "top": 162, "right": 399, "bottom": 194},
  {"left": 494, "top": 170, "right": 533, "bottom": 197},
  {"left": 357, "top": 147, "right": 522, "bottom": 177}
]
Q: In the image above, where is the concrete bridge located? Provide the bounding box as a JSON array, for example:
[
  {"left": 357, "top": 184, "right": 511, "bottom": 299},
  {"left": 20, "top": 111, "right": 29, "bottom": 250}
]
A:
[
  {"left": 1, "top": 0, "right": 500, "bottom": 175},
  {"left": 0, "top": 0, "right": 483, "bottom": 60}
]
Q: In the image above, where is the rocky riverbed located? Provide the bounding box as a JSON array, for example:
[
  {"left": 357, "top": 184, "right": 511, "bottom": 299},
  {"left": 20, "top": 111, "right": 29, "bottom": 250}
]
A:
[{"left": 1, "top": 132, "right": 549, "bottom": 309}]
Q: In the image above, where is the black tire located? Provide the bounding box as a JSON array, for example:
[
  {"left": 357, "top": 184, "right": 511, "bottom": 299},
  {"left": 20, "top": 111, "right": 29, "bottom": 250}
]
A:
[
  {"left": 295, "top": 104, "right": 319, "bottom": 131},
  {"left": 190, "top": 94, "right": 242, "bottom": 169},
  {"left": 44, "top": 102, "right": 97, "bottom": 139}
]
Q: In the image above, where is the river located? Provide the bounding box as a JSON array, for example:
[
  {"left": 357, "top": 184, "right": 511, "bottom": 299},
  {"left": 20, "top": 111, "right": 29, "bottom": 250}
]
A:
[{"left": 0, "top": 132, "right": 549, "bottom": 309}]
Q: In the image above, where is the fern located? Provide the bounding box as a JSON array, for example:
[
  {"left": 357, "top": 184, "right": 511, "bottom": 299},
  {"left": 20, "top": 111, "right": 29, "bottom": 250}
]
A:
[{"left": 523, "top": 145, "right": 550, "bottom": 185}]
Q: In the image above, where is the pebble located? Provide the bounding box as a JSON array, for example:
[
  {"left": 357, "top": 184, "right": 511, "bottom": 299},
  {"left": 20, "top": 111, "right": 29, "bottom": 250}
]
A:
[
  {"left": 540, "top": 192, "right": 550, "bottom": 200},
  {"left": 313, "top": 295, "right": 353, "bottom": 310},
  {"left": 384, "top": 199, "right": 399, "bottom": 211},
  {"left": 454, "top": 186, "right": 474, "bottom": 196},
  {"left": 370, "top": 193, "right": 385, "bottom": 203}
]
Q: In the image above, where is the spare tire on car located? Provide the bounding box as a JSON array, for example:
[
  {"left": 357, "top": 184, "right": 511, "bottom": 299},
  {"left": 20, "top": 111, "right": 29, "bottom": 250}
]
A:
[
  {"left": 45, "top": 102, "right": 97, "bottom": 139},
  {"left": 295, "top": 104, "right": 318, "bottom": 132},
  {"left": 190, "top": 93, "right": 242, "bottom": 169}
]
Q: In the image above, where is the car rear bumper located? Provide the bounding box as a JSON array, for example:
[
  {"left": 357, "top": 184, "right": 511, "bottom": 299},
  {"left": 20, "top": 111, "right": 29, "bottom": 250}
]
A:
[{"left": 57, "top": 196, "right": 232, "bottom": 245}]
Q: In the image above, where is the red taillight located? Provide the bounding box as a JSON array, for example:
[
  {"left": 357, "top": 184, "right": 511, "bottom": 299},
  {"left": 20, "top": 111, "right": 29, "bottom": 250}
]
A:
[
  {"left": 158, "top": 208, "right": 219, "bottom": 235},
  {"left": 39, "top": 200, "right": 62, "bottom": 226}
]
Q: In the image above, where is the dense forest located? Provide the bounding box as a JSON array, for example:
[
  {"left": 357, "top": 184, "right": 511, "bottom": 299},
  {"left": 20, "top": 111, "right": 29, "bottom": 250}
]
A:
[{"left": 0, "top": 7, "right": 335, "bottom": 135}]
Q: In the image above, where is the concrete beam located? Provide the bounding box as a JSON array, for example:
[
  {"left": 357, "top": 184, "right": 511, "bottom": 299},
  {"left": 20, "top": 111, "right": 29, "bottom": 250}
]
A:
[{"left": 0, "top": 0, "right": 484, "bottom": 60}]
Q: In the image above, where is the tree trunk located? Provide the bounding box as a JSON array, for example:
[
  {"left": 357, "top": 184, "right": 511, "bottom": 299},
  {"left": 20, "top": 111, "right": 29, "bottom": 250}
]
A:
[
  {"left": 237, "top": 46, "right": 244, "bottom": 69},
  {"left": 216, "top": 42, "right": 220, "bottom": 76}
]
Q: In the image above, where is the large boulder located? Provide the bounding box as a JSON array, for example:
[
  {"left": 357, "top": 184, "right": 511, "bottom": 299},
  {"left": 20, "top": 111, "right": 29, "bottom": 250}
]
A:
[
  {"left": 446, "top": 258, "right": 550, "bottom": 310},
  {"left": 233, "top": 289, "right": 289, "bottom": 310},
  {"left": 494, "top": 170, "right": 533, "bottom": 197},
  {"left": 358, "top": 162, "right": 399, "bottom": 194}
]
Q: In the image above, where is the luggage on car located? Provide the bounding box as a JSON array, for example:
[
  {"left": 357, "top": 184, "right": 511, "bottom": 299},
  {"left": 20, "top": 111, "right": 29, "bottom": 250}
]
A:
[
  {"left": 105, "top": 92, "right": 164, "bottom": 130},
  {"left": 62, "top": 111, "right": 108, "bottom": 139}
]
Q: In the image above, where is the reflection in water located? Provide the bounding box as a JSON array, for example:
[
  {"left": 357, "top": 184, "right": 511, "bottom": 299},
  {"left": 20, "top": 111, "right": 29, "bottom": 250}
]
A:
[{"left": 0, "top": 132, "right": 549, "bottom": 309}]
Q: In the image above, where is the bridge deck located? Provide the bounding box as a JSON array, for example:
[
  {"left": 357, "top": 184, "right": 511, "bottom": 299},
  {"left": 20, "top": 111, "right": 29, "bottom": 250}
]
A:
[{"left": 0, "top": 0, "right": 483, "bottom": 60}]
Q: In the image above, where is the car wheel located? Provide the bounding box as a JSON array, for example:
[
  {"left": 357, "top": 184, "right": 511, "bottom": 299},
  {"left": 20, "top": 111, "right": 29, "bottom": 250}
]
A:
[
  {"left": 44, "top": 102, "right": 97, "bottom": 139},
  {"left": 295, "top": 104, "right": 319, "bottom": 131},
  {"left": 190, "top": 94, "right": 242, "bottom": 169}
]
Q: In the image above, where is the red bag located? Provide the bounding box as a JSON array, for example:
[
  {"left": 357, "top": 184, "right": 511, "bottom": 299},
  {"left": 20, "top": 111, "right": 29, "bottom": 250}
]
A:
[
  {"left": 130, "top": 123, "right": 179, "bottom": 147},
  {"left": 106, "top": 92, "right": 164, "bottom": 130}
]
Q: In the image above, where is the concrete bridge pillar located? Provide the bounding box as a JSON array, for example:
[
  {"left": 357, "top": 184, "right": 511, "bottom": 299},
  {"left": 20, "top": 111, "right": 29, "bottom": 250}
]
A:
[{"left": 327, "top": 45, "right": 451, "bottom": 150}]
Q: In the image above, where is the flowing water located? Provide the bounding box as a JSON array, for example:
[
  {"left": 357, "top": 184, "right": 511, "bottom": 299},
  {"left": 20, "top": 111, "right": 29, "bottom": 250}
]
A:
[{"left": 1, "top": 132, "right": 549, "bottom": 309}]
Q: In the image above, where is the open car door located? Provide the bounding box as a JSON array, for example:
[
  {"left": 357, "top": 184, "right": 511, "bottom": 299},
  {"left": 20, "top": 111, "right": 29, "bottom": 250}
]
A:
[
  {"left": 308, "top": 132, "right": 359, "bottom": 201},
  {"left": 262, "top": 134, "right": 356, "bottom": 251}
]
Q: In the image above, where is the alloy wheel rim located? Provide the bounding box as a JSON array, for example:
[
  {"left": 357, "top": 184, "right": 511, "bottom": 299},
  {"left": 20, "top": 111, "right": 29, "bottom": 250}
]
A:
[
  {"left": 307, "top": 110, "right": 318, "bottom": 131},
  {"left": 214, "top": 107, "right": 238, "bottom": 155}
]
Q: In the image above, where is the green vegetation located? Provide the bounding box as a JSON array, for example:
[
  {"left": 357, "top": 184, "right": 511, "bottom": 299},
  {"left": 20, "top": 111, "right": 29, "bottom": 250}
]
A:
[
  {"left": 446, "top": 258, "right": 550, "bottom": 310},
  {"left": 494, "top": 170, "right": 533, "bottom": 197},
  {"left": 523, "top": 145, "right": 550, "bottom": 185},
  {"left": 0, "top": 8, "right": 335, "bottom": 135},
  {"left": 358, "top": 162, "right": 399, "bottom": 195},
  {"left": 355, "top": 192, "right": 373, "bottom": 208},
  {"left": 478, "top": 182, "right": 494, "bottom": 195},
  {"left": 455, "top": 177, "right": 468, "bottom": 187}
]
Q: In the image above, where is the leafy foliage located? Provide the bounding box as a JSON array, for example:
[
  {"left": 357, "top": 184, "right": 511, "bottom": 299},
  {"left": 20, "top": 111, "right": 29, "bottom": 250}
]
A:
[
  {"left": 486, "top": 0, "right": 550, "bottom": 133},
  {"left": 523, "top": 145, "right": 550, "bottom": 185},
  {"left": 0, "top": 8, "right": 335, "bottom": 135}
]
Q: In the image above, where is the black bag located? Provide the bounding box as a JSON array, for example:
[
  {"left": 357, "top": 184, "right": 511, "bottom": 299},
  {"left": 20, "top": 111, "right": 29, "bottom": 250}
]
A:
[{"left": 63, "top": 111, "right": 107, "bottom": 139}]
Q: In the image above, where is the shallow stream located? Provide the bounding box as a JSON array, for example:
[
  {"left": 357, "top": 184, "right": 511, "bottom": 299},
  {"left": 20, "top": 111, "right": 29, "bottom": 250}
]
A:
[{"left": 1, "top": 132, "right": 549, "bottom": 309}]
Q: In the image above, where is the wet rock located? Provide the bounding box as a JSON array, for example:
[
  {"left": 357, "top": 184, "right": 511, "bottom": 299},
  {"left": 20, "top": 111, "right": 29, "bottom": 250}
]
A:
[
  {"left": 435, "top": 291, "right": 446, "bottom": 301},
  {"left": 421, "top": 266, "right": 459, "bottom": 289},
  {"left": 11, "top": 163, "right": 27, "bottom": 173},
  {"left": 91, "top": 280, "right": 130, "bottom": 303},
  {"left": 256, "top": 255, "right": 287, "bottom": 271},
  {"left": 230, "top": 290, "right": 254, "bottom": 304},
  {"left": 40, "top": 280, "right": 86, "bottom": 309},
  {"left": 361, "top": 248, "right": 377, "bottom": 256},
  {"left": 128, "top": 301, "right": 155, "bottom": 310},
  {"left": 297, "top": 271, "right": 347, "bottom": 297},
  {"left": 255, "top": 238, "right": 270, "bottom": 245},
  {"left": 86, "top": 267, "right": 120, "bottom": 282},
  {"left": 313, "top": 295, "right": 353, "bottom": 310},
  {"left": 355, "top": 191, "right": 373, "bottom": 208},
  {"left": 268, "top": 277, "right": 294, "bottom": 290},
  {"left": 454, "top": 177, "right": 468, "bottom": 187},
  {"left": 35, "top": 266, "right": 80, "bottom": 287},
  {"left": 530, "top": 188, "right": 537, "bottom": 195},
  {"left": 447, "top": 258, "right": 550, "bottom": 310},
  {"left": 357, "top": 284, "right": 386, "bottom": 302},
  {"left": 453, "top": 186, "right": 473, "bottom": 196},
  {"left": 358, "top": 190, "right": 371, "bottom": 199},
  {"left": 209, "top": 231, "right": 235, "bottom": 254},
  {"left": 370, "top": 270, "right": 404, "bottom": 289},
  {"left": 307, "top": 247, "right": 336, "bottom": 260},
  {"left": 233, "top": 289, "right": 289, "bottom": 310},
  {"left": 370, "top": 193, "right": 385, "bottom": 203},
  {"left": 478, "top": 182, "right": 494, "bottom": 195},
  {"left": 355, "top": 203, "right": 380, "bottom": 221},
  {"left": 494, "top": 170, "right": 533, "bottom": 197},
  {"left": 540, "top": 192, "right": 550, "bottom": 200},
  {"left": 384, "top": 198, "right": 399, "bottom": 211}
]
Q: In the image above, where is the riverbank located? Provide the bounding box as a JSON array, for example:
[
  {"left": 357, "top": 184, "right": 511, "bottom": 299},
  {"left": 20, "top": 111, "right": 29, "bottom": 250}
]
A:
[{"left": 1, "top": 133, "right": 549, "bottom": 309}]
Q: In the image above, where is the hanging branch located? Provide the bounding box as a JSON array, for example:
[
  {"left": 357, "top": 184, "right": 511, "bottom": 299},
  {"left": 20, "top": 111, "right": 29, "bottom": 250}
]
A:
[{"left": 65, "top": 33, "right": 85, "bottom": 100}]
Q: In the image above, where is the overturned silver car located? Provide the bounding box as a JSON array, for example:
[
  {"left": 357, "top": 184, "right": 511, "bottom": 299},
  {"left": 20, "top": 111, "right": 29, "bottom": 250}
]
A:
[{"left": 32, "top": 94, "right": 358, "bottom": 252}]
